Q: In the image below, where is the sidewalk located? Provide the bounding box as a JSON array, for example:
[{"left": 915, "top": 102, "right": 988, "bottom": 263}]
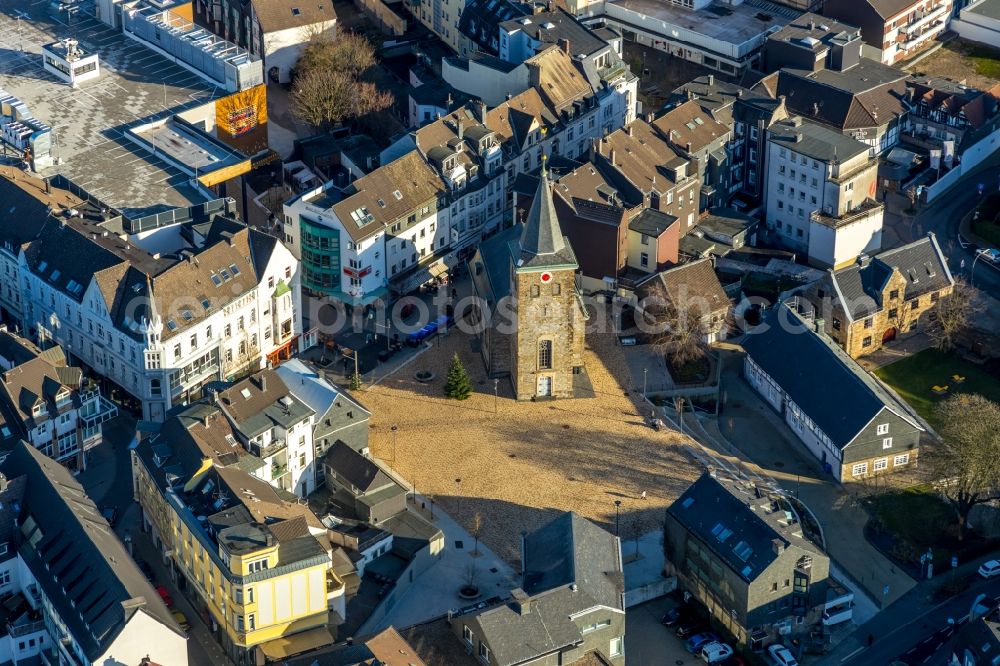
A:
[{"left": 357, "top": 469, "right": 519, "bottom": 635}]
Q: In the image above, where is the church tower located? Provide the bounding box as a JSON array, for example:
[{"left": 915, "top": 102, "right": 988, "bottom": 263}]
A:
[{"left": 509, "top": 164, "right": 586, "bottom": 400}]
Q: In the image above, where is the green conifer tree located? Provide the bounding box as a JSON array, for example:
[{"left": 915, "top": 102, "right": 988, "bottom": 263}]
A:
[{"left": 444, "top": 353, "right": 472, "bottom": 400}]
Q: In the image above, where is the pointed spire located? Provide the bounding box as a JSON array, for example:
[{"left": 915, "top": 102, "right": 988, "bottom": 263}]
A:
[{"left": 519, "top": 156, "right": 566, "bottom": 258}]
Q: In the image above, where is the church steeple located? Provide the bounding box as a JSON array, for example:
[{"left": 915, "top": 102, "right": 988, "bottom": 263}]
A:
[{"left": 516, "top": 160, "right": 576, "bottom": 270}]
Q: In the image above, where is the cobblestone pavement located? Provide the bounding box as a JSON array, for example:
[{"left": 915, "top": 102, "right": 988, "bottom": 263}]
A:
[{"left": 357, "top": 313, "right": 704, "bottom": 564}]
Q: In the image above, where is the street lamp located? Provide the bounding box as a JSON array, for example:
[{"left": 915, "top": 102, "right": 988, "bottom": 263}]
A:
[
  {"left": 614, "top": 500, "right": 622, "bottom": 537},
  {"left": 493, "top": 378, "right": 499, "bottom": 413},
  {"left": 643, "top": 368, "right": 648, "bottom": 396},
  {"left": 390, "top": 424, "right": 398, "bottom": 466}
]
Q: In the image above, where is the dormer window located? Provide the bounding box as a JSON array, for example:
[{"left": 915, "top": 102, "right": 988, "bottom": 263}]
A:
[{"left": 31, "top": 403, "right": 45, "bottom": 417}]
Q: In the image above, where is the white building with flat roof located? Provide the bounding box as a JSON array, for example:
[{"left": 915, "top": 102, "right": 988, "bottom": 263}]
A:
[{"left": 41, "top": 39, "right": 100, "bottom": 87}]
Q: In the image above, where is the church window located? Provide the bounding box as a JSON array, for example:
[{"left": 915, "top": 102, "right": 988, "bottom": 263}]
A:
[
  {"left": 538, "top": 340, "right": 553, "bottom": 370},
  {"left": 531, "top": 285, "right": 540, "bottom": 297},
  {"left": 553, "top": 283, "right": 561, "bottom": 296}
]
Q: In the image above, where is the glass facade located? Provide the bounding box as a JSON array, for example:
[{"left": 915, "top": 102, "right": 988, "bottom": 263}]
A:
[{"left": 300, "top": 217, "right": 341, "bottom": 295}]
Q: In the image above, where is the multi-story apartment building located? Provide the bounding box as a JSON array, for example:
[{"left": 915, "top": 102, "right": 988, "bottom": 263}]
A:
[
  {"left": 665, "top": 473, "right": 845, "bottom": 649},
  {"left": 214, "top": 369, "right": 318, "bottom": 497},
  {"left": 0, "top": 334, "right": 117, "bottom": 469},
  {"left": 652, "top": 100, "right": 733, "bottom": 211},
  {"left": 133, "top": 420, "right": 344, "bottom": 665},
  {"left": 823, "top": 0, "right": 952, "bottom": 65},
  {"left": 0, "top": 441, "right": 188, "bottom": 666},
  {"left": 764, "top": 117, "right": 884, "bottom": 268},
  {"left": 6, "top": 174, "right": 301, "bottom": 422},
  {"left": 284, "top": 150, "right": 449, "bottom": 307},
  {"left": 806, "top": 233, "right": 955, "bottom": 357}
]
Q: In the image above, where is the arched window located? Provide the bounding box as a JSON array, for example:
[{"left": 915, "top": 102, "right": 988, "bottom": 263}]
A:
[{"left": 538, "top": 340, "right": 553, "bottom": 370}]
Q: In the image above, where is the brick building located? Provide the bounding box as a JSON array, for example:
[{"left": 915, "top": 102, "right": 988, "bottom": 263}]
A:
[{"left": 806, "top": 233, "right": 955, "bottom": 357}]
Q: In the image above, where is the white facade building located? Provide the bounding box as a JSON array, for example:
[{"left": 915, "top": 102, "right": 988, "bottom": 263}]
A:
[
  {"left": 764, "top": 117, "right": 883, "bottom": 268},
  {"left": 41, "top": 39, "right": 100, "bottom": 87},
  {"left": 16, "top": 198, "right": 301, "bottom": 422}
]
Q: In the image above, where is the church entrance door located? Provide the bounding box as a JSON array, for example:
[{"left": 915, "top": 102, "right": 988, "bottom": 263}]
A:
[{"left": 537, "top": 375, "right": 552, "bottom": 397}]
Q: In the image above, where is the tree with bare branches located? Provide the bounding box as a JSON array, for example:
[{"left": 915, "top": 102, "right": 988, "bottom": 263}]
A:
[
  {"left": 291, "top": 32, "right": 392, "bottom": 130},
  {"left": 471, "top": 512, "right": 483, "bottom": 556},
  {"left": 930, "top": 279, "right": 981, "bottom": 352},
  {"left": 930, "top": 393, "right": 1000, "bottom": 540},
  {"left": 638, "top": 283, "right": 708, "bottom": 366}
]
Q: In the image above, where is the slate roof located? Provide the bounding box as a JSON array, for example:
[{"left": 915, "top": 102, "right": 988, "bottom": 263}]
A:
[
  {"left": 2, "top": 442, "right": 182, "bottom": 660},
  {"left": 467, "top": 512, "right": 623, "bottom": 666},
  {"left": 458, "top": 0, "right": 528, "bottom": 55},
  {"left": 217, "top": 369, "right": 314, "bottom": 438},
  {"left": 741, "top": 304, "right": 921, "bottom": 448},
  {"left": 274, "top": 359, "right": 371, "bottom": 440},
  {"left": 251, "top": 0, "right": 337, "bottom": 32},
  {"left": 599, "top": 119, "right": 689, "bottom": 201},
  {"left": 499, "top": 8, "right": 607, "bottom": 58},
  {"left": 828, "top": 233, "right": 953, "bottom": 320},
  {"left": 517, "top": 166, "right": 578, "bottom": 269},
  {"left": 652, "top": 100, "right": 731, "bottom": 154},
  {"left": 768, "top": 117, "right": 869, "bottom": 163},
  {"left": 324, "top": 441, "right": 394, "bottom": 494},
  {"left": 627, "top": 208, "right": 678, "bottom": 237},
  {"left": 667, "top": 473, "right": 821, "bottom": 582},
  {"left": 471, "top": 224, "right": 522, "bottom": 305}
]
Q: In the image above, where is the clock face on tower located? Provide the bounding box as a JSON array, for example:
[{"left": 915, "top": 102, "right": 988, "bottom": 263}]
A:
[{"left": 540, "top": 272, "right": 552, "bottom": 283}]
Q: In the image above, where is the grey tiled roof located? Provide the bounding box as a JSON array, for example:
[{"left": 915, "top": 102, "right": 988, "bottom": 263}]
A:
[
  {"left": 499, "top": 8, "right": 607, "bottom": 57},
  {"left": 458, "top": 0, "right": 528, "bottom": 54},
  {"left": 741, "top": 304, "right": 921, "bottom": 448},
  {"left": 324, "top": 441, "right": 394, "bottom": 494},
  {"left": 829, "top": 234, "right": 954, "bottom": 320},
  {"left": 769, "top": 117, "right": 869, "bottom": 162},
  {"left": 517, "top": 167, "right": 577, "bottom": 269}
]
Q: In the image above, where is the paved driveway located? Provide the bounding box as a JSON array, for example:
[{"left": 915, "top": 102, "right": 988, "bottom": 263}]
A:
[{"left": 626, "top": 597, "right": 706, "bottom": 666}]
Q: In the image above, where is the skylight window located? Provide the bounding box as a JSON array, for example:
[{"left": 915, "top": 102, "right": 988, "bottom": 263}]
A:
[
  {"left": 681, "top": 497, "right": 695, "bottom": 509},
  {"left": 393, "top": 190, "right": 403, "bottom": 200},
  {"left": 37, "top": 260, "right": 48, "bottom": 273},
  {"left": 240, "top": 388, "right": 252, "bottom": 400},
  {"left": 733, "top": 541, "right": 753, "bottom": 561},
  {"left": 694, "top": 117, "right": 704, "bottom": 125},
  {"left": 166, "top": 319, "right": 178, "bottom": 331},
  {"left": 210, "top": 273, "right": 223, "bottom": 287},
  {"left": 685, "top": 122, "right": 696, "bottom": 130},
  {"left": 711, "top": 523, "right": 733, "bottom": 542},
  {"left": 220, "top": 269, "right": 231, "bottom": 281},
  {"left": 229, "top": 264, "right": 240, "bottom": 276},
  {"left": 181, "top": 310, "right": 193, "bottom": 321},
  {"left": 291, "top": 7, "right": 300, "bottom": 14},
  {"left": 50, "top": 269, "right": 61, "bottom": 281},
  {"left": 201, "top": 298, "right": 211, "bottom": 310},
  {"left": 377, "top": 199, "right": 386, "bottom": 208}
]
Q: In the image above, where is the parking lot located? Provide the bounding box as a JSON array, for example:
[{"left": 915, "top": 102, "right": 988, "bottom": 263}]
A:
[{"left": 627, "top": 597, "right": 706, "bottom": 665}]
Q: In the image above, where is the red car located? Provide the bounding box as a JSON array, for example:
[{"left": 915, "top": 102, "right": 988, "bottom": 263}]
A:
[{"left": 156, "top": 586, "right": 174, "bottom": 608}]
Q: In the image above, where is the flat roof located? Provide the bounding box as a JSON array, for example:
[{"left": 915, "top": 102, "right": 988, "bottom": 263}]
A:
[
  {"left": 0, "top": 0, "right": 224, "bottom": 217},
  {"left": 606, "top": 0, "right": 799, "bottom": 47},
  {"left": 965, "top": 0, "right": 1000, "bottom": 20},
  {"left": 131, "top": 119, "right": 246, "bottom": 172}
]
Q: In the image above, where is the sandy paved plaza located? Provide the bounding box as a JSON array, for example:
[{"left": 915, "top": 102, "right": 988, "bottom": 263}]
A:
[{"left": 360, "top": 315, "right": 703, "bottom": 564}]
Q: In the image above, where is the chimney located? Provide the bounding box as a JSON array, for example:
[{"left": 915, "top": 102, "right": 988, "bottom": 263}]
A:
[
  {"left": 457, "top": 120, "right": 464, "bottom": 142},
  {"left": 0, "top": 473, "right": 7, "bottom": 493},
  {"left": 475, "top": 99, "right": 487, "bottom": 123},
  {"left": 685, "top": 141, "right": 692, "bottom": 154},
  {"left": 858, "top": 253, "right": 871, "bottom": 267},
  {"left": 626, "top": 124, "right": 633, "bottom": 136},
  {"left": 257, "top": 373, "right": 267, "bottom": 393},
  {"left": 772, "top": 538, "right": 785, "bottom": 555},
  {"left": 808, "top": 18, "right": 815, "bottom": 31},
  {"left": 707, "top": 74, "right": 714, "bottom": 86},
  {"left": 511, "top": 587, "right": 532, "bottom": 615},
  {"left": 558, "top": 38, "right": 570, "bottom": 55},
  {"left": 265, "top": 533, "right": 274, "bottom": 547},
  {"left": 609, "top": 148, "right": 617, "bottom": 165}
]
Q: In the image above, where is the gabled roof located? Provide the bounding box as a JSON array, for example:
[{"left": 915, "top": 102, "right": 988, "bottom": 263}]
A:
[
  {"left": 467, "top": 512, "right": 623, "bottom": 666},
  {"left": 668, "top": 473, "right": 820, "bottom": 582},
  {"left": 324, "top": 441, "right": 393, "bottom": 494},
  {"left": 458, "top": 0, "right": 528, "bottom": 54},
  {"left": 528, "top": 46, "right": 592, "bottom": 112},
  {"left": 863, "top": 0, "right": 924, "bottom": 19},
  {"left": 828, "top": 233, "right": 954, "bottom": 320},
  {"left": 649, "top": 258, "right": 729, "bottom": 317},
  {"left": 3, "top": 442, "right": 182, "bottom": 660},
  {"left": 741, "top": 305, "right": 922, "bottom": 448},
  {"left": 652, "top": 100, "right": 731, "bottom": 154},
  {"left": 768, "top": 117, "right": 870, "bottom": 163},
  {"left": 274, "top": 359, "right": 371, "bottom": 436},
  {"left": 499, "top": 8, "right": 607, "bottom": 58},
  {"left": 0, "top": 356, "right": 73, "bottom": 427},
  {"left": 484, "top": 88, "right": 558, "bottom": 152},
  {"left": 217, "top": 369, "right": 314, "bottom": 438}
]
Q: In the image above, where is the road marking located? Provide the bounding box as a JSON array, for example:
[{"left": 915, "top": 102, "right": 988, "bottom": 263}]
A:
[{"left": 841, "top": 647, "right": 865, "bottom": 662}]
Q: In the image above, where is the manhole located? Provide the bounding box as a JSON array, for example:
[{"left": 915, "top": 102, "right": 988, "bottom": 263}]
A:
[{"left": 455, "top": 540, "right": 464, "bottom": 549}]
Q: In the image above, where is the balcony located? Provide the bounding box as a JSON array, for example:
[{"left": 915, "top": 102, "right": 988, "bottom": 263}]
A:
[
  {"left": 79, "top": 392, "right": 118, "bottom": 428},
  {"left": 598, "top": 61, "right": 628, "bottom": 83},
  {"left": 810, "top": 198, "right": 883, "bottom": 229},
  {"left": 903, "top": 4, "right": 949, "bottom": 36},
  {"left": 8, "top": 618, "right": 45, "bottom": 637},
  {"left": 271, "top": 463, "right": 289, "bottom": 479}
]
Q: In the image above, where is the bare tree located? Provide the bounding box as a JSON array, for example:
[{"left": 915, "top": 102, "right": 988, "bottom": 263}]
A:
[
  {"left": 471, "top": 512, "right": 483, "bottom": 556},
  {"left": 291, "top": 69, "right": 393, "bottom": 130},
  {"left": 930, "top": 393, "right": 1000, "bottom": 540},
  {"left": 930, "top": 278, "right": 982, "bottom": 352},
  {"left": 296, "top": 32, "right": 378, "bottom": 79},
  {"left": 638, "top": 283, "right": 708, "bottom": 366}
]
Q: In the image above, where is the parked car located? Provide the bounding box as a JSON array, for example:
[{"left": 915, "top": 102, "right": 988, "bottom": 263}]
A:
[
  {"left": 768, "top": 644, "right": 798, "bottom": 666},
  {"left": 172, "top": 610, "right": 191, "bottom": 632},
  {"left": 135, "top": 559, "right": 154, "bottom": 581},
  {"left": 976, "top": 248, "right": 1000, "bottom": 266},
  {"left": 101, "top": 506, "right": 118, "bottom": 526},
  {"left": 676, "top": 619, "right": 703, "bottom": 638},
  {"left": 660, "top": 607, "right": 684, "bottom": 626},
  {"left": 685, "top": 632, "right": 720, "bottom": 654},
  {"left": 701, "top": 642, "right": 734, "bottom": 663},
  {"left": 156, "top": 586, "right": 174, "bottom": 608},
  {"left": 980, "top": 560, "right": 1000, "bottom": 578}
]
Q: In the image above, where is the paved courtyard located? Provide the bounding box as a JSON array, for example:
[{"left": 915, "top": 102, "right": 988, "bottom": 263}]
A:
[{"left": 358, "top": 313, "right": 703, "bottom": 564}]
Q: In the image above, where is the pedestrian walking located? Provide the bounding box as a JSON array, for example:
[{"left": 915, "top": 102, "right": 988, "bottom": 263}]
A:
[{"left": 640, "top": 490, "right": 647, "bottom": 500}]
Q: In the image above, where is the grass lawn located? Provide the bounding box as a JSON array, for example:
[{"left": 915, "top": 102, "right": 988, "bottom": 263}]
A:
[
  {"left": 874, "top": 348, "right": 1000, "bottom": 425},
  {"left": 967, "top": 44, "right": 1000, "bottom": 79},
  {"left": 868, "top": 486, "right": 954, "bottom": 549}
]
